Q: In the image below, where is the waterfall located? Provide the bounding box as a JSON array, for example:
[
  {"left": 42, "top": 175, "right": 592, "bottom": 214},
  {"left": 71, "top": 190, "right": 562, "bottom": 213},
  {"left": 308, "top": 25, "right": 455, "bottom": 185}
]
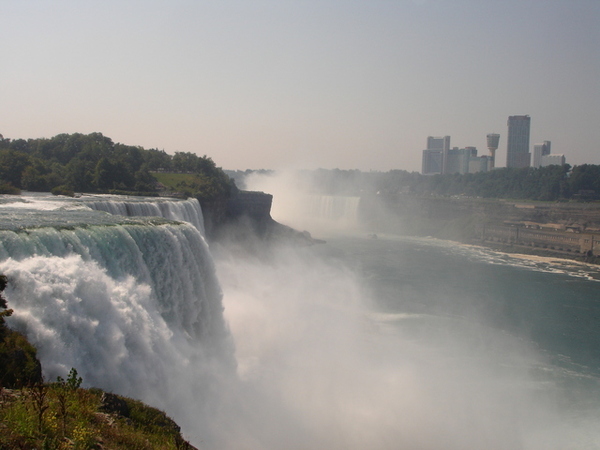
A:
[
  {"left": 82, "top": 196, "right": 206, "bottom": 234},
  {"left": 269, "top": 194, "right": 361, "bottom": 233},
  {"left": 0, "top": 196, "right": 233, "bottom": 437},
  {"left": 309, "top": 195, "right": 360, "bottom": 223}
]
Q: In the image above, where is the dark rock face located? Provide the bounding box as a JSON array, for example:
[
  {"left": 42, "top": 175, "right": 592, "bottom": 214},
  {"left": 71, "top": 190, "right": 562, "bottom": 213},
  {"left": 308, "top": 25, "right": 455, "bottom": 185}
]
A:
[
  {"left": 226, "top": 191, "right": 273, "bottom": 221},
  {"left": 99, "top": 392, "right": 130, "bottom": 417},
  {"left": 205, "top": 190, "right": 322, "bottom": 248},
  {"left": 201, "top": 191, "right": 273, "bottom": 240}
]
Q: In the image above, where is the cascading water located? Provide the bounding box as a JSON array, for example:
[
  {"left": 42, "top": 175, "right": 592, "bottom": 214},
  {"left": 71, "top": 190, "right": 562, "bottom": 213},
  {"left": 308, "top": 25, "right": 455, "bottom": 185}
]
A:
[
  {"left": 0, "top": 194, "right": 234, "bottom": 444},
  {"left": 308, "top": 195, "right": 360, "bottom": 223},
  {"left": 242, "top": 170, "right": 362, "bottom": 233},
  {"left": 82, "top": 196, "right": 206, "bottom": 234},
  {"left": 267, "top": 193, "right": 361, "bottom": 234},
  {"left": 3, "top": 191, "right": 599, "bottom": 449}
]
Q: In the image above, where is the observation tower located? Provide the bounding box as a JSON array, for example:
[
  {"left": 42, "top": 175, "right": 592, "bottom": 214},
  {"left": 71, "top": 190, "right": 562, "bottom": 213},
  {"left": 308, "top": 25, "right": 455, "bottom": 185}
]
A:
[{"left": 486, "top": 133, "right": 500, "bottom": 170}]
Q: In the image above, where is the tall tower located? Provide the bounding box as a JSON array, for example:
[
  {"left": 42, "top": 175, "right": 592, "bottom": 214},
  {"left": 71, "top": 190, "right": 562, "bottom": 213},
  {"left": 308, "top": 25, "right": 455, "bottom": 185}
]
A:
[
  {"left": 422, "top": 136, "right": 450, "bottom": 175},
  {"left": 506, "top": 115, "right": 531, "bottom": 168},
  {"left": 486, "top": 133, "right": 500, "bottom": 169}
]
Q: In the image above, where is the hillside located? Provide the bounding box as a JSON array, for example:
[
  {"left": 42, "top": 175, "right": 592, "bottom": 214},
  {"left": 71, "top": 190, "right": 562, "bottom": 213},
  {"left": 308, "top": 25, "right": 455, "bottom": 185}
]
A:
[{"left": 0, "top": 382, "right": 196, "bottom": 449}]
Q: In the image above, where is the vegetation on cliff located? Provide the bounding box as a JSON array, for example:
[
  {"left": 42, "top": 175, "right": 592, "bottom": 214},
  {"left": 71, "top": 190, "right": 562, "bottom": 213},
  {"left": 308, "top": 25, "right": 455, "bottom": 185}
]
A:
[
  {"left": 0, "top": 132, "right": 234, "bottom": 204},
  {"left": 0, "top": 381, "right": 194, "bottom": 449},
  {"left": 152, "top": 170, "right": 236, "bottom": 204}
]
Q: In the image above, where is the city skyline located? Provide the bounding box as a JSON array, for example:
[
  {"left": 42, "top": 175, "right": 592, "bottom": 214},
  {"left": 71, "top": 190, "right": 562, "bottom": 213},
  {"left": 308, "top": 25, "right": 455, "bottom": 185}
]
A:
[
  {"left": 1, "top": 1, "right": 599, "bottom": 172},
  {"left": 422, "top": 112, "right": 574, "bottom": 175}
]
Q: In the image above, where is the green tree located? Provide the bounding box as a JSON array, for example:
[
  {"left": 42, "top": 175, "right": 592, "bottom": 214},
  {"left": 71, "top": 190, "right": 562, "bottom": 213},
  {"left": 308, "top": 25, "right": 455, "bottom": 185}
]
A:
[
  {"left": 569, "top": 164, "right": 600, "bottom": 197},
  {"left": 93, "top": 157, "right": 115, "bottom": 190},
  {"left": 0, "top": 149, "right": 31, "bottom": 188}
]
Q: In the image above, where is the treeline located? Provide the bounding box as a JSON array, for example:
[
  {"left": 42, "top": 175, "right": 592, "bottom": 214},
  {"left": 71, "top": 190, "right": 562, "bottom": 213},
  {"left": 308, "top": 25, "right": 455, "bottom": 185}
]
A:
[
  {"left": 377, "top": 165, "right": 600, "bottom": 201},
  {"left": 238, "top": 164, "right": 598, "bottom": 202},
  {"left": 0, "top": 132, "right": 233, "bottom": 201}
]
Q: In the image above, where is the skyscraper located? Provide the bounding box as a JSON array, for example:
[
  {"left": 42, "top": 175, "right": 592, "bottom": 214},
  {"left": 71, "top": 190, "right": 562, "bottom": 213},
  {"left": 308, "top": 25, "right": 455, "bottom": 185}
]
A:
[
  {"left": 506, "top": 115, "right": 531, "bottom": 168},
  {"left": 421, "top": 136, "right": 450, "bottom": 175}
]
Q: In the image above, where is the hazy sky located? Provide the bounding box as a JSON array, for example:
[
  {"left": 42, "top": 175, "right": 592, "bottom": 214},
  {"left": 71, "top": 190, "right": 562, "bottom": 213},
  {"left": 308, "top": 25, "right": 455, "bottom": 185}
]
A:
[{"left": 1, "top": 0, "right": 599, "bottom": 172}]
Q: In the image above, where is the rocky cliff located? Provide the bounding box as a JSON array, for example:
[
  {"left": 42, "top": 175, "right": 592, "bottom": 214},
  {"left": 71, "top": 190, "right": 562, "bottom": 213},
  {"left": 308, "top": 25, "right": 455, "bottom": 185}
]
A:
[{"left": 205, "top": 190, "right": 318, "bottom": 247}]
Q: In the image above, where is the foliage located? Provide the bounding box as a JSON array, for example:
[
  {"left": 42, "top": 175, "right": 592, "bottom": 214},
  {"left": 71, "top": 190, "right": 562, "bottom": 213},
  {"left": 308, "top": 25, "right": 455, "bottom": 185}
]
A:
[
  {"left": 0, "top": 181, "right": 20, "bottom": 194},
  {"left": 0, "top": 329, "right": 43, "bottom": 388},
  {"left": 0, "top": 275, "right": 43, "bottom": 388},
  {"left": 0, "top": 149, "right": 31, "bottom": 188},
  {"left": 282, "top": 165, "right": 578, "bottom": 202},
  {"left": 153, "top": 168, "right": 236, "bottom": 204},
  {"left": 0, "top": 132, "right": 233, "bottom": 204},
  {"left": 0, "top": 379, "right": 193, "bottom": 449}
]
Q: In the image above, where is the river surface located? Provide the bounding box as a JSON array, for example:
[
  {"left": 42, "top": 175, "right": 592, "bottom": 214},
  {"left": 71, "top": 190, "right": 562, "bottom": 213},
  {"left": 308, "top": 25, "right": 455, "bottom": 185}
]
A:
[
  {"left": 330, "top": 234, "right": 600, "bottom": 446},
  {"left": 218, "top": 230, "right": 600, "bottom": 449}
]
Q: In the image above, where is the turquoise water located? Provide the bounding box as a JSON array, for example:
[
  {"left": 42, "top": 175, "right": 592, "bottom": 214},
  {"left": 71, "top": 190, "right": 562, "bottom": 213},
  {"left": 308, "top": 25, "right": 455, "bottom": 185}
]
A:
[
  {"left": 307, "top": 234, "right": 600, "bottom": 447},
  {"left": 320, "top": 235, "right": 600, "bottom": 375}
]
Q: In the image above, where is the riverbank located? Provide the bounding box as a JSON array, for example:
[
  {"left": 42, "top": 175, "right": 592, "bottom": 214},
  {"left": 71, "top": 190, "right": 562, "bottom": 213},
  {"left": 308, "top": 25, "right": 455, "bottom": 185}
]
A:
[
  {"left": 360, "top": 194, "right": 600, "bottom": 265},
  {"left": 469, "top": 237, "right": 600, "bottom": 265}
]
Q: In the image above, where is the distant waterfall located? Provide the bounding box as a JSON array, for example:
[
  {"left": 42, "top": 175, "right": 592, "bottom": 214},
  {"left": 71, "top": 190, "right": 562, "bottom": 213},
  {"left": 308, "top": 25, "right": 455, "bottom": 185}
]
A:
[
  {"left": 268, "top": 193, "right": 361, "bottom": 234},
  {"left": 309, "top": 195, "right": 360, "bottom": 223}
]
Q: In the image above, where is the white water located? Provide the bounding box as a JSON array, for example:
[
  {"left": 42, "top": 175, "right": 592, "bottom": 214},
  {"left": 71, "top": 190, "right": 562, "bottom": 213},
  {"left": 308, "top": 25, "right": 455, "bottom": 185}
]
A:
[
  {"left": 243, "top": 171, "right": 362, "bottom": 233},
  {"left": 83, "top": 196, "right": 206, "bottom": 234},
  {"left": 1, "top": 192, "right": 598, "bottom": 448},
  {"left": 216, "top": 172, "right": 600, "bottom": 449},
  {"left": 0, "top": 195, "right": 233, "bottom": 444}
]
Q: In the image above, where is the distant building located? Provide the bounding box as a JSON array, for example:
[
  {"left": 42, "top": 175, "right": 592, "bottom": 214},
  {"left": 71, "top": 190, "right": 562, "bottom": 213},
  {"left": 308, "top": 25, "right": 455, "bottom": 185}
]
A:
[
  {"left": 469, "top": 155, "right": 489, "bottom": 173},
  {"left": 422, "top": 136, "right": 450, "bottom": 175},
  {"left": 532, "top": 141, "right": 552, "bottom": 168},
  {"left": 540, "top": 154, "right": 566, "bottom": 167},
  {"left": 532, "top": 140, "right": 566, "bottom": 168},
  {"left": 444, "top": 146, "right": 489, "bottom": 174},
  {"left": 471, "top": 154, "right": 490, "bottom": 173},
  {"left": 445, "top": 147, "right": 473, "bottom": 174},
  {"left": 422, "top": 137, "right": 491, "bottom": 175},
  {"left": 506, "top": 115, "right": 531, "bottom": 168},
  {"left": 422, "top": 149, "right": 443, "bottom": 174}
]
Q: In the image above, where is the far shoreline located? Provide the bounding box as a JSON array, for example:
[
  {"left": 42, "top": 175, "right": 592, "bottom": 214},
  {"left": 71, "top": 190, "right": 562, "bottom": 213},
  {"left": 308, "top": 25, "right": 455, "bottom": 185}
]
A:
[{"left": 466, "top": 238, "right": 600, "bottom": 267}]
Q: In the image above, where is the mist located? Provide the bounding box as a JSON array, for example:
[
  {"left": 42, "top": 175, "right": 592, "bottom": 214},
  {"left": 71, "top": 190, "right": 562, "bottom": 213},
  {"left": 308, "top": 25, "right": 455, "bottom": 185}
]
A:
[
  {"left": 242, "top": 170, "right": 367, "bottom": 235},
  {"left": 211, "top": 237, "right": 571, "bottom": 449},
  {"left": 2, "top": 191, "right": 595, "bottom": 449},
  {"left": 201, "top": 171, "right": 579, "bottom": 449}
]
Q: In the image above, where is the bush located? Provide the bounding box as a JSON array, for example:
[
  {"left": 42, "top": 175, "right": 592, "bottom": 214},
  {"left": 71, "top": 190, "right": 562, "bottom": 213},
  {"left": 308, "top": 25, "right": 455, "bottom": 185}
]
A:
[
  {"left": 0, "top": 329, "right": 43, "bottom": 388},
  {"left": 0, "top": 181, "right": 20, "bottom": 195}
]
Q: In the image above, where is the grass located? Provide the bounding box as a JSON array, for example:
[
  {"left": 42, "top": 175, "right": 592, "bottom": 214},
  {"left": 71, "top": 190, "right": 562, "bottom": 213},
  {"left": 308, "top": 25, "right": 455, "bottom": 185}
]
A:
[
  {"left": 152, "top": 173, "right": 199, "bottom": 192},
  {"left": 0, "top": 383, "right": 193, "bottom": 449}
]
